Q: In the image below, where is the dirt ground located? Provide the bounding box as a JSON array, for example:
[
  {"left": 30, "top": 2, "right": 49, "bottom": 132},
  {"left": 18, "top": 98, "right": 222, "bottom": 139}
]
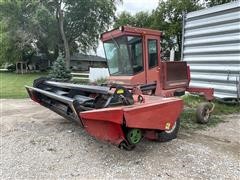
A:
[{"left": 1, "top": 99, "right": 240, "bottom": 179}]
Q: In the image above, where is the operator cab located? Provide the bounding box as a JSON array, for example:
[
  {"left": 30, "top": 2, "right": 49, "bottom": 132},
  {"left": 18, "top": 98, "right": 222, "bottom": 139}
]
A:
[
  {"left": 101, "top": 26, "right": 189, "bottom": 96},
  {"left": 101, "top": 26, "right": 162, "bottom": 85}
]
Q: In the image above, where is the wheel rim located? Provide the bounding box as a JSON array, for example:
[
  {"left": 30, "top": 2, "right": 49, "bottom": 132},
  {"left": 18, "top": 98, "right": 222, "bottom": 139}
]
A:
[
  {"left": 203, "top": 108, "right": 210, "bottom": 122},
  {"left": 165, "top": 121, "right": 177, "bottom": 134},
  {"left": 127, "top": 129, "right": 142, "bottom": 144}
]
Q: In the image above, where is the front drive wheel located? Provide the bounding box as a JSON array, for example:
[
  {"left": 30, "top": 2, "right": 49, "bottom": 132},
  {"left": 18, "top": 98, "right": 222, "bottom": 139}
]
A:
[
  {"left": 157, "top": 118, "right": 180, "bottom": 142},
  {"left": 118, "top": 141, "right": 136, "bottom": 151}
]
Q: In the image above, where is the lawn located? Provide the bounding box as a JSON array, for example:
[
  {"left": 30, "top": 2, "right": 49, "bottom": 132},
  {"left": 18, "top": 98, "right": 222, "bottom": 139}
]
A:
[{"left": 0, "top": 72, "right": 47, "bottom": 98}]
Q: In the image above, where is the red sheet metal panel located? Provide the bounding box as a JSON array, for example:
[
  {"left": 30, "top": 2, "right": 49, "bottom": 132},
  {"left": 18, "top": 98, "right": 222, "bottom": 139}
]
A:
[
  {"left": 187, "top": 87, "right": 214, "bottom": 101},
  {"left": 79, "top": 96, "right": 183, "bottom": 144},
  {"left": 80, "top": 108, "right": 123, "bottom": 124},
  {"left": 123, "top": 97, "right": 183, "bottom": 130},
  {"left": 161, "top": 61, "right": 189, "bottom": 90},
  {"left": 81, "top": 120, "right": 125, "bottom": 145},
  {"left": 80, "top": 109, "right": 125, "bottom": 145}
]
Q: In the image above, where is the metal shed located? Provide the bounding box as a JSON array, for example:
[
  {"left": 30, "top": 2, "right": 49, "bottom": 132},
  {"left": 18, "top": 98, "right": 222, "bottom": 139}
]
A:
[{"left": 182, "top": 1, "right": 240, "bottom": 99}]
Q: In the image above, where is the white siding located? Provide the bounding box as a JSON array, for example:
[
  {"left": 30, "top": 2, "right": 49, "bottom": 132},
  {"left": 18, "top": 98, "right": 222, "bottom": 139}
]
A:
[{"left": 182, "top": 1, "right": 240, "bottom": 98}]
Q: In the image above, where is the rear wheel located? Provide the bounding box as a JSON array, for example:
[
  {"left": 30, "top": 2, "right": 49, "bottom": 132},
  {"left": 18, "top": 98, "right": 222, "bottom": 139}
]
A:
[
  {"left": 157, "top": 118, "right": 180, "bottom": 142},
  {"left": 196, "top": 102, "right": 212, "bottom": 124}
]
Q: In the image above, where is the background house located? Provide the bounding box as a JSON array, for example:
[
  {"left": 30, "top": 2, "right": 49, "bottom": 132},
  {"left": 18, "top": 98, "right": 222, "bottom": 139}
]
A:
[
  {"left": 28, "top": 53, "right": 51, "bottom": 71},
  {"left": 70, "top": 53, "right": 107, "bottom": 71},
  {"left": 14, "top": 53, "right": 107, "bottom": 73},
  {"left": 15, "top": 53, "right": 51, "bottom": 73}
]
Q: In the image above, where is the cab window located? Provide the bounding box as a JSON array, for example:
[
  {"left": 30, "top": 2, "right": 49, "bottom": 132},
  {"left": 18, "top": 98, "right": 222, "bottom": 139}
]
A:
[
  {"left": 148, "top": 39, "right": 158, "bottom": 68},
  {"left": 128, "top": 36, "right": 143, "bottom": 74}
]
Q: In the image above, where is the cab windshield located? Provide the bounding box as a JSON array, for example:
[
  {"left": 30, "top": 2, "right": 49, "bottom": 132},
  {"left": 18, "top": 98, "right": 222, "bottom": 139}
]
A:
[{"left": 103, "top": 36, "right": 143, "bottom": 75}]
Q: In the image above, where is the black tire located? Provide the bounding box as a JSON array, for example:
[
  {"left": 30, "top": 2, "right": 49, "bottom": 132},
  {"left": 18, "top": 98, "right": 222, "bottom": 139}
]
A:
[
  {"left": 118, "top": 141, "right": 136, "bottom": 151},
  {"left": 157, "top": 118, "right": 180, "bottom": 142},
  {"left": 196, "top": 102, "right": 212, "bottom": 124}
]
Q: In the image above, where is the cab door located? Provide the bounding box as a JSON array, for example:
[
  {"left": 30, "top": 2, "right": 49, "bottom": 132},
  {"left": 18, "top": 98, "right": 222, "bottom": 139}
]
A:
[{"left": 144, "top": 35, "right": 161, "bottom": 84}]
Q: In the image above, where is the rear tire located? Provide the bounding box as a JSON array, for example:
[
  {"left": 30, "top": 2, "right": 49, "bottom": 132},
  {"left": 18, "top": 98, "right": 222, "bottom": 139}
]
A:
[
  {"left": 196, "top": 102, "right": 212, "bottom": 124},
  {"left": 157, "top": 118, "right": 180, "bottom": 142}
]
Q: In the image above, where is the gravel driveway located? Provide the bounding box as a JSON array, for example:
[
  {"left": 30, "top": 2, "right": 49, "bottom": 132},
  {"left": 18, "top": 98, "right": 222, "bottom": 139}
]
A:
[{"left": 1, "top": 99, "right": 239, "bottom": 179}]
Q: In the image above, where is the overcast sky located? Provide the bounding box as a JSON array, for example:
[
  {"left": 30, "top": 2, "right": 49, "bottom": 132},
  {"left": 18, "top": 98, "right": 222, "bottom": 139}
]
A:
[
  {"left": 95, "top": 0, "right": 159, "bottom": 57},
  {"left": 116, "top": 0, "right": 159, "bottom": 15}
]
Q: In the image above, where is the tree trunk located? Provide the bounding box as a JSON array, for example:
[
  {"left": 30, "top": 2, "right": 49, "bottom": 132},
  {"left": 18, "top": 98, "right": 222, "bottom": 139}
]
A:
[
  {"left": 53, "top": 45, "right": 59, "bottom": 60},
  {"left": 177, "top": 34, "right": 182, "bottom": 60},
  {"left": 58, "top": 7, "right": 70, "bottom": 69}
]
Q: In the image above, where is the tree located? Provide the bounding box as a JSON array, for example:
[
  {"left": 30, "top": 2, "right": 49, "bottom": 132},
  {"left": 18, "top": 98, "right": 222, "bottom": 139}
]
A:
[
  {"left": 49, "top": 54, "right": 71, "bottom": 80},
  {"left": 42, "top": 0, "right": 118, "bottom": 69},
  {"left": 0, "top": 30, "right": 21, "bottom": 65},
  {"left": 113, "top": 0, "right": 202, "bottom": 60},
  {"left": 114, "top": 11, "right": 153, "bottom": 28},
  {"left": 0, "top": 1, "right": 37, "bottom": 64},
  {"left": 134, "top": 12, "right": 154, "bottom": 28},
  {"left": 0, "top": 1, "right": 58, "bottom": 65},
  {"left": 0, "top": 0, "right": 119, "bottom": 68},
  {"left": 114, "top": 11, "right": 135, "bottom": 28},
  {"left": 152, "top": 0, "right": 202, "bottom": 58},
  {"left": 31, "top": 4, "right": 60, "bottom": 60}
]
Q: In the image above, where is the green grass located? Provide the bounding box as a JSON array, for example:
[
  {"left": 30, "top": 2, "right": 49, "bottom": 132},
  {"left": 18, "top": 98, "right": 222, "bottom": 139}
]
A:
[
  {"left": 0, "top": 72, "right": 101, "bottom": 98},
  {"left": 70, "top": 79, "right": 89, "bottom": 84},
  {"left": 180, "top": 94, "right": 240, "bottom": 131},
  {"left": 0, "top": 72, "right": 47, "bottom": 98},
  {"left": 70, "top": 77, "right": 107, "bottom": 85},
  {"left": 94, "top": 77, "right": 107, "bottom": 85}
]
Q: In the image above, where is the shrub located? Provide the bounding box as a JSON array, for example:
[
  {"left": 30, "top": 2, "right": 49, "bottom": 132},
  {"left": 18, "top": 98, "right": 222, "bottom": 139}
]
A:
[
  {"left": 49, "top": 54, "right": 71, "bottom": 80},
  {"left": 7, "top": 64, "right": 16, "bottom": 72}
]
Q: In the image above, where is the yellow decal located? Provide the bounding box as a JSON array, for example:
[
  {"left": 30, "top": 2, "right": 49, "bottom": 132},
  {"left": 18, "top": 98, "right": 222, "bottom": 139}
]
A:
[
  {"left": 117, "top": 89, "right": 124, "bottom": 94},
  {"left": 165, "top": 122, "right": 171, "bottom": 130}
]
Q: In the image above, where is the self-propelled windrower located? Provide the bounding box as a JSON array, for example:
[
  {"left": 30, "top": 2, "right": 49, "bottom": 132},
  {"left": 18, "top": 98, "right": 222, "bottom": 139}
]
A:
[{"left": 26, "top": 26, "right": 214, "bottom": 150}]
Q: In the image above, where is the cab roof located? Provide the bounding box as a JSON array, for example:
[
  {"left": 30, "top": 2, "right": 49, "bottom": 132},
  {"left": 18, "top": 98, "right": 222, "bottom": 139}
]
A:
[{"left": 100, "top": 26, "right": 162, "bottom": 42}]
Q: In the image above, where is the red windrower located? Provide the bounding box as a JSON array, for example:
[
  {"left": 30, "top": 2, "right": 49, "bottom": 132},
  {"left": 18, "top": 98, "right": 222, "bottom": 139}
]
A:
[{"left": 25, "top": 26, "right": 214, "bottom": 150}]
